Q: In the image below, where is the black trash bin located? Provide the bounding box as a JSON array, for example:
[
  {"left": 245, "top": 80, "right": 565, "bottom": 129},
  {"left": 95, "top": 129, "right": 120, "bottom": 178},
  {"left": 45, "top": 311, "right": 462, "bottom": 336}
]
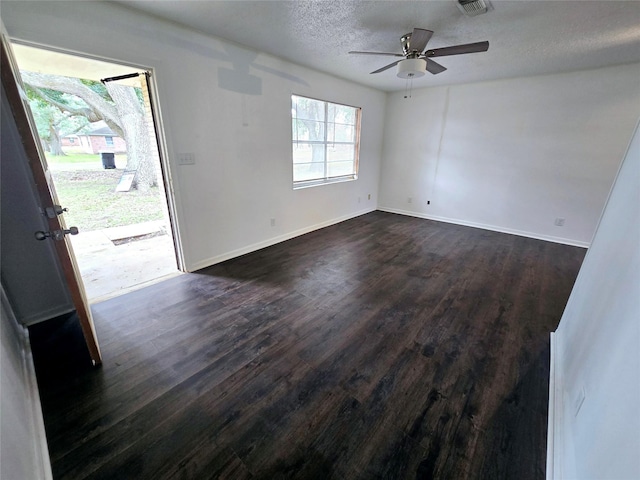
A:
[{"left": 100, "top": 151, "right": 116, "bottom": 169}]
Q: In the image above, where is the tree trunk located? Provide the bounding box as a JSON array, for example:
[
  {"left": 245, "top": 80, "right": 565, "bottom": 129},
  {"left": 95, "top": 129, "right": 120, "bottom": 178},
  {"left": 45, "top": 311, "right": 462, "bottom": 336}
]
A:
[
  {"left": 300, "top": 116, "right": 325, "bottom": 178},
  {"left": 103, "top": 82, "right": 156, "bottom": 190},
  {"left": 49, "top": 125, "right": 66, "bottom": 156}
]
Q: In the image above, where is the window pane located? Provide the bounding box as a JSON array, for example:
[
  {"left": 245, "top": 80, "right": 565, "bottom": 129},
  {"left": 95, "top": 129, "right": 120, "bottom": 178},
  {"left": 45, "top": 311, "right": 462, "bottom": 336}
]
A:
[
  {"left": 295, "top": 119, "right": 324, "bottom": 142},
  {"left": 327, "top": 160, "right": 355, "bottom": 177},
  {"left": 292, "top": 95, "right": 325, "bottom": 122},
  {"left": 330, "top": 123, "right": 355, "bottom": 142},
  {"left": 293, "top": 143, "right": 310, "bottom": 165},
  {"left": 332, "top": 104, "right": 356, "bottom": 125},
  {"left": 294, "top": 162, "right": 325, "bottom": 182},
  {"left": 327, "top": 144, "right": 354, "bottom": 162},
  {"left": 293, "top": 143, "right": 326, "bottom": 183}
]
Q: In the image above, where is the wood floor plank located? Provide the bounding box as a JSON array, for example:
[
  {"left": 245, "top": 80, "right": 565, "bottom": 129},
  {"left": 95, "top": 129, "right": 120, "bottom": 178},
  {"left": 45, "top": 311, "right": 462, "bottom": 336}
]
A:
[{"left": 29, "top": 211, "right": 585, "bottom": 479}]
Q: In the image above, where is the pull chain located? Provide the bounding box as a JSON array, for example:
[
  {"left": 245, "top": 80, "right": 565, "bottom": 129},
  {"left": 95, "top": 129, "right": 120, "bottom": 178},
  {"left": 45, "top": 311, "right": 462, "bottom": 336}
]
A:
[{"left": 403, "top": 73, "right": 414, "bottom": 99}]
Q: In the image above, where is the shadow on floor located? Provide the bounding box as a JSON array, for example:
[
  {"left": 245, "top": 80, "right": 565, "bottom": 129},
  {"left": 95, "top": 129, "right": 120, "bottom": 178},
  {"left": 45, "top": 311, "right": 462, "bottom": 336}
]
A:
[{"left": 28, "top": 312, "right": 95, "bottom": 389}]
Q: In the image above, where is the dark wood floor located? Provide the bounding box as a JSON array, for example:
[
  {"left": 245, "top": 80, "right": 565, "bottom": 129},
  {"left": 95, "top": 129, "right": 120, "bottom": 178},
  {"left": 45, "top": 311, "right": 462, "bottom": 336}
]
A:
[{"left": 30, "top": 211, "right": 585, "bottom": 480}]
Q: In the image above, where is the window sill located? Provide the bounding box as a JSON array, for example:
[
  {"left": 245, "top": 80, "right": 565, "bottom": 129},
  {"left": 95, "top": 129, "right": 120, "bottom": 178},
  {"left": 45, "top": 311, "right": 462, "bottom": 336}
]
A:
[{"left": 293, "top": 175, "right": 357, "bottom": 190}]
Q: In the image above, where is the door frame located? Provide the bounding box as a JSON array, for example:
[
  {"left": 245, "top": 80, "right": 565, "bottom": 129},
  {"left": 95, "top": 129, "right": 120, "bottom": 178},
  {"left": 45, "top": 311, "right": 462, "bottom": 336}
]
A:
[
  {"left": 9, "top": 38, "right": 186, "bottom": 273},
  {"left": 138, "top": 69, "right": 186, "bottom": 272}
]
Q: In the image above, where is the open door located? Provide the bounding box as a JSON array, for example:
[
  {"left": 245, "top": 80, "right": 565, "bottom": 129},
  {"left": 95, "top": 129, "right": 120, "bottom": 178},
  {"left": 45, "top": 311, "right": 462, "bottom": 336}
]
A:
[{"left": 1, "top": 32, "right": 102, "bottom": 365}]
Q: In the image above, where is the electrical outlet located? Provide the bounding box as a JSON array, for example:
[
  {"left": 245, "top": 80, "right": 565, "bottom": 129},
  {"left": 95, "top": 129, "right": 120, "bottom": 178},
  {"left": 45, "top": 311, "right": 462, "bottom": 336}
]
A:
[
  {"left": 427, "top": 200, "right": 431, "bottom": 205},
  {"left": 408, "top": 197, "right": 413, "bottom": 204},
  {"left": 555, "top": 218, "right": 565, "bottom": 227},
  {"left": 178, "top": 153, "right": 195, "bottom": 165},
  {"left": 270, "top": 218, "right": 276, "bottom": 227},
  {"left": 368, "top": 194, "right": 371, "bottom": 200}
]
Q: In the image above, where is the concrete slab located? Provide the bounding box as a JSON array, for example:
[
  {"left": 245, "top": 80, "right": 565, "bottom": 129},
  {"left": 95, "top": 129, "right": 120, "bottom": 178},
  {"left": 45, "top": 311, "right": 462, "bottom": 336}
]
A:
[{"left": 70, "top": 224, "right": 179, "bottom": 303}]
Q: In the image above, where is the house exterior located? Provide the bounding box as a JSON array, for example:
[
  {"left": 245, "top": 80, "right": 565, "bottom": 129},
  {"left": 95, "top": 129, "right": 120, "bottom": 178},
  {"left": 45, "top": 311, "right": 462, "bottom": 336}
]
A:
[{"left": 62, "top": 122, "right": 126, "bottom": 154}]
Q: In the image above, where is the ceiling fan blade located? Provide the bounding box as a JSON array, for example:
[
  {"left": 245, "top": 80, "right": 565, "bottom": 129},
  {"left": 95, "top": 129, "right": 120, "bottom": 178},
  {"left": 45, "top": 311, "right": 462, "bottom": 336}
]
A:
[
  {"left": 409, "top": 28, "right": 433, "bottom": 53},
  {"left": 425, "top": 59, "right": 447, "bottom": 75},
  {"left": 349, "top": 51, "right": 404, "bottom": 57},
  {"left": 426, "top": 41, "right": 489, "bottom": 57},
  {"left": 370, "top": 60, "right": 402, "bottom": 74}
]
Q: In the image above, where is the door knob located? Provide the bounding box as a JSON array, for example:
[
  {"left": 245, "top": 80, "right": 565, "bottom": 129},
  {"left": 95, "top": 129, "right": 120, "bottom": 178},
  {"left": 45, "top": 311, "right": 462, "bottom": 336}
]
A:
[{"left": 34, "top": 227, "right": 79, "bottom": 241}]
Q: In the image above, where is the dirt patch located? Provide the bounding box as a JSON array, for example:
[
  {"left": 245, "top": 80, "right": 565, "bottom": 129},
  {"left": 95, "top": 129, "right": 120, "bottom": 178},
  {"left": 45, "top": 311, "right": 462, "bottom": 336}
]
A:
[{"left": 111, "top": 230, "right": 167, "bottom": 246}]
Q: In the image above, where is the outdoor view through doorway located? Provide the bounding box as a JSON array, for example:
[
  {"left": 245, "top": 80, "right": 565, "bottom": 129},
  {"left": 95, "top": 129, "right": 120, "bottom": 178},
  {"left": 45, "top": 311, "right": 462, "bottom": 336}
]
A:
[{"left": 13, "top": 43, "right": 180, "bottom": 302}]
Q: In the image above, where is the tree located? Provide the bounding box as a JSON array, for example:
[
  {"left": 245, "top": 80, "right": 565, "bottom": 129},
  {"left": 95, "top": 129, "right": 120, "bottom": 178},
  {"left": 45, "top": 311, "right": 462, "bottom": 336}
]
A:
[
  {"left": 21, "top": 72, "right": 157, "bottom": 190},
  {"left": 26, "top": 86, "right": 89, "bottom": 155},
  {"left": 293, "top": 96, "right": 325, "bottom": 163}
]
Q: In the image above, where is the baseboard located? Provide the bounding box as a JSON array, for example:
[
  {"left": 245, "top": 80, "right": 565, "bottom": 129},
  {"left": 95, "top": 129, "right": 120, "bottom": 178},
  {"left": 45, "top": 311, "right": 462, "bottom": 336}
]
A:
[
  {"left": 547, "top": 332, "right": 562, "bottom": 480},
  {"left": 377, "top": 207, "right": 590, "bottom": 248},
  {"left": 187, "top": 207, "right": 377, "bottom": 272}
]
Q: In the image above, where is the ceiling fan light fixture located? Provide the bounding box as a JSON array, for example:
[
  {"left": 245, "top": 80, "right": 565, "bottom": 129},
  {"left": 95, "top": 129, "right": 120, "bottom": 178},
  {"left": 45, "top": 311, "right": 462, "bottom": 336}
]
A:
[{"left": 397, "top": 58, "right": 427, "bottom": 79}]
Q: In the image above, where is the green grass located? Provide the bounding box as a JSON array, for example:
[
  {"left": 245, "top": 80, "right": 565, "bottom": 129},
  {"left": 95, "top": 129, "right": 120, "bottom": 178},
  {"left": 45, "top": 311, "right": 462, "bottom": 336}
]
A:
[
  {"left": 51, "top": 169, "right": 165, "bottom": 232},
  {"left": 46, "top": 152, "right": 127, "bottom": 165}
]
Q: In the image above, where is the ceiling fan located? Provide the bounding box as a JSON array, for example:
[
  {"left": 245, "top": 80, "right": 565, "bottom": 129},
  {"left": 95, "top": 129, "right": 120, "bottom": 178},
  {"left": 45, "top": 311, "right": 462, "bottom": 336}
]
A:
[{"left": 349, "top": 28, "right": 489, "bottom": 78}]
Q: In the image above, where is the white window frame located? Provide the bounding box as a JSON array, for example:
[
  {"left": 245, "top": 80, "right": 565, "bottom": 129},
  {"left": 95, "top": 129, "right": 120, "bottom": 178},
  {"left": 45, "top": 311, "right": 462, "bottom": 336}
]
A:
[{"left": 291, "top": 94, "right": 361, "bottom": 189}]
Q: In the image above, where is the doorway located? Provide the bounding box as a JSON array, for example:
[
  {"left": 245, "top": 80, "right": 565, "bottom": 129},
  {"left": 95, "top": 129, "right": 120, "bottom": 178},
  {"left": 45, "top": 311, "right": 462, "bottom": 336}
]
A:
[{"left": 12, "top": 43, "right": 182, "bottom": 303}]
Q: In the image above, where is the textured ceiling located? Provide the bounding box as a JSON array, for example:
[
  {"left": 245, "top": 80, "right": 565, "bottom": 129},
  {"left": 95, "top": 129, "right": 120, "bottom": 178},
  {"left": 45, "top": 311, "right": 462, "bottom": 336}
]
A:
[{"left": 116, "top": 0, "right": 640, "bottom": 92}]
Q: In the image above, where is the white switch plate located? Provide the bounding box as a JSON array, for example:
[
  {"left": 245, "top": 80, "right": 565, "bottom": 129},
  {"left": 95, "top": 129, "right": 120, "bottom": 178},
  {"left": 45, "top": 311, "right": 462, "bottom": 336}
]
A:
[{"left": 178, "top": 153, "right": 195, "bottom": 165}]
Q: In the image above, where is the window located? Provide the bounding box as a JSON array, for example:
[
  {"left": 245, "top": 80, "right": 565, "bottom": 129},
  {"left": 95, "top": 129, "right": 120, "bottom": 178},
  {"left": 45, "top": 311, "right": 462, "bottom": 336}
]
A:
[
  {"left": 291, "top": 95, "right": 361, "bottom": 188},
  {"left": 105, "top": 136, "right": 114, "bottom": 147}
]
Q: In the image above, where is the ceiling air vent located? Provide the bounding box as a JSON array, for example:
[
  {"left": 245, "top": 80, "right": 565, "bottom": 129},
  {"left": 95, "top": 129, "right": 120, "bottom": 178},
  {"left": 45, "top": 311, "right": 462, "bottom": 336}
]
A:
[{"left": 457, "top": 0, "right": 488, "bottom": 16}]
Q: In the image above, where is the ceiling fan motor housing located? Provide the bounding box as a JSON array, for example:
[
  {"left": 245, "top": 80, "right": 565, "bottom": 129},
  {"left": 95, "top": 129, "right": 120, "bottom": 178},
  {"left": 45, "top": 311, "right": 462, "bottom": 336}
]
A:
[{"left": 400, "top": 33, "right": 412, "bottom": 56}]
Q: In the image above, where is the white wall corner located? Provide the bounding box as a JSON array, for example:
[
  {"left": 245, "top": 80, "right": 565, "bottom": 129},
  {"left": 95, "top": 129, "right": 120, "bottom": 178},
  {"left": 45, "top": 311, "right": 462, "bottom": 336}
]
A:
[
  {"left": 21, "top": 326, "right": 53, "bottom": 480},
  {"left": 378, "top": 207, "right": 590, "bottom": 248},
  {"left": 547, "top": 331, "right": 563, "bottom": 480},
  {"left": 1, "top": 288, "right": 53, "bottom": 480}
]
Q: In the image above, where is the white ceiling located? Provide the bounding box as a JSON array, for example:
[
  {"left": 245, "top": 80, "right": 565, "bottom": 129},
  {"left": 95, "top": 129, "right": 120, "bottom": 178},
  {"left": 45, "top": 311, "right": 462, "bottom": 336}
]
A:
[{"left": 116, "top": 0, "right": 640, "bottom": 92}]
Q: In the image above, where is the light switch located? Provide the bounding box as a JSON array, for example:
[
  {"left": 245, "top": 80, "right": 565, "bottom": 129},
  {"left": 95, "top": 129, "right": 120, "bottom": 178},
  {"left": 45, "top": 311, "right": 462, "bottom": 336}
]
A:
[{"left": 178, "top": 153, "right": 195, "bottom": 165}]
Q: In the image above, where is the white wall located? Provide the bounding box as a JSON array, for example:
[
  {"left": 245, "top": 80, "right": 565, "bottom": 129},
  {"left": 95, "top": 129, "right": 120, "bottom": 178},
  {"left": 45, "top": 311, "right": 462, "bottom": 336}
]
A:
[
  {"left": 379, "top": 64, "right": 640, "bottom": 246},
  {"left": 1, "top": 1, "right": 385, "bottom": 272},
  {"left": 550, "top": 121, "right": 639, "bottom": 479},
  {"left": 0, "top": 288, "right": 53, "bottom": 480}
]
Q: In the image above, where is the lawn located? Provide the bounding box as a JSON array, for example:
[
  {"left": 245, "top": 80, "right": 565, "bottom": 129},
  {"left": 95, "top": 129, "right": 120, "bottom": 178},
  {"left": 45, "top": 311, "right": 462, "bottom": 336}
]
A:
[
  {"left": 48, "top": 153, "right": 166, "bottom": 232},
  {"left": 47, "top": 152, "right": 124, "bottom": 164}
]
